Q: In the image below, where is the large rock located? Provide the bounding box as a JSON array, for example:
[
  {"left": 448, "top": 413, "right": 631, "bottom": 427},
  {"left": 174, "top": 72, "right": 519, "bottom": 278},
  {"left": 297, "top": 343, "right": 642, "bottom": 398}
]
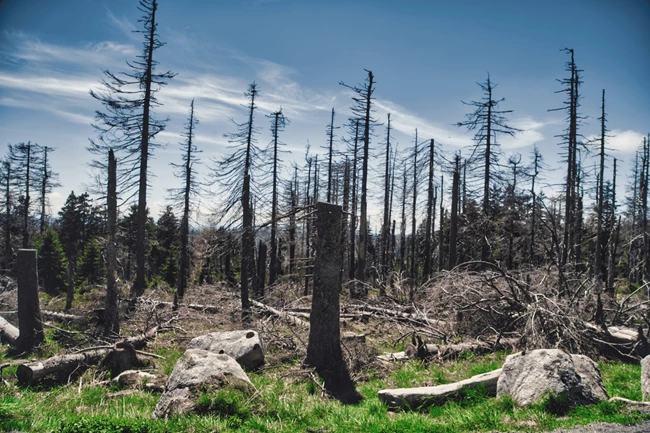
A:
[
  {"left": 187, "top": 330, "right": 264, "bottom": 370},
  {"left": 152, "top": 349, "right": 255, "bottom": 418},
  {"left": 496, "top": 349, "right": 608, "bottom": 407},
  {"left": 379, "top": 368, "right": 502, "bottom": 410},
  {"left": 641, "top": 355, "right": 650, "bottom": 400}
]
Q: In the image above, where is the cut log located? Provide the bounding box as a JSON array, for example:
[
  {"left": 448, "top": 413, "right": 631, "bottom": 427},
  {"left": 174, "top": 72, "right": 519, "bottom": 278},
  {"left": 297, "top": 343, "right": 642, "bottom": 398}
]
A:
[
  {"left": 250, "top": 299, "right": 310, "bottom": 329},
  {"left": 378, "top": 368, "right": 502, "bottom": 410},
  {"left": 152, "top": 300, "right": 218, "bottom": 313},
  {"left": 0, "top": 315, "right": 19, "bottom": 345}
]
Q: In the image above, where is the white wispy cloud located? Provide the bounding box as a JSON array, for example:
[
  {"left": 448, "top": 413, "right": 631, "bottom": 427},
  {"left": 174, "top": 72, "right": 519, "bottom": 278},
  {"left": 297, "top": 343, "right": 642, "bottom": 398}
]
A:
[{"left": 605, "top": 129, "right": 645, "bottom": 153}]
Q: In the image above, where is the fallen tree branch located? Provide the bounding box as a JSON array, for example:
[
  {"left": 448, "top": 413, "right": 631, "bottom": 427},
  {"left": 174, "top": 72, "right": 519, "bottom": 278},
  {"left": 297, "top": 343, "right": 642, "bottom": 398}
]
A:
[{"left": 251, "top": 300, "right": 310, "bottom": 329}]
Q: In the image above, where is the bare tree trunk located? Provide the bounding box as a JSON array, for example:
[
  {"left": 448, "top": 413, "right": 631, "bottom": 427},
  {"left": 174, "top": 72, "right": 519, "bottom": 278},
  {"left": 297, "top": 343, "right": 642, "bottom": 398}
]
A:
[
  {"left": 410, "top": 130, "right": 418, "bottom": 297},
  {"left": 133, "top": 1, "right": 158, "bottom": 297},
  {"left": 304, "top": 202, "right": 360, "bottom": 403},
  {"left": 438, "top": 176, "right": 445, "bottom": 272},
  {"left": 349, "top": 121, "right": 359, "bottom": 286},
  {"left": 256, "top": 240, "right": 266, "bottom": 298},
  {"left": 4, "top": 162, "right": 11, "bottom": 273},
  {"left": 305, "top": 158, "right": 312, "bottom": 296},
  {"left": 595, "top": 89, "right": 606, "bottom": 286},
  {"left": 424, "top": 138, "right": 434, "bottom": 278},
  {"left": 22, "top": 144, "right": 31, "bottom": 249},
  {"left": 449, "top": 154, "right": 460, "bottom": 269},
  {"left": 16, "top": 249, "right": 43, "bottom": 353},
  {"left": 39, "top": 146, "right": 49, "bottom": 234},
  {"left": 357, "top": 72, "right": 374, "bottom": 291},
  {"left": 327, "top": 108, "right": 336, "bottom": 202},
  {"left": 105, "top": 149, "right": 119, "bottom": 337},
  {"left": 400, "top": 167, "right": 407, "bottom": 274},
  {"left": 289, "top": 168, "right": 298, "bottom": 275},
  {"left": 381, "top": 114, "right": 392, "bottom": 290},
  {"left": 341, "top": 159, "right": 350, "bottom": 287}
]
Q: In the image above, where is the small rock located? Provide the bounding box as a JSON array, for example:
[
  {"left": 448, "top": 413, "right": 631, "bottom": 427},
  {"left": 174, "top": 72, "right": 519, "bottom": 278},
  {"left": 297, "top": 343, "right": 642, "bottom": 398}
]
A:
[
  {"left": 152, "top": 349, "right": 255, "bottom": 418},
  {"left": 188, "top": 329, "right": 264, "bottom": 370},
  {"left": 496, "top": 349, "right": 608, "bottom": 407}
]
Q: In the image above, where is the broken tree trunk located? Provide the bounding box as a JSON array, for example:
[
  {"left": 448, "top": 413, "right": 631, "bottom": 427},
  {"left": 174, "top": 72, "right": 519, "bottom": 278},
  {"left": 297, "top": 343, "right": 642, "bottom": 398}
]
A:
[
  {"left": 379, "top": 368, "right": 502, "bottom": 410},
  {"left": 105, "top": 149, "right": 119, "bottom": 338},
  {"left": 16, "top": 249, "right": 43, "bottom": 353},
  {"left": 0, "top": 315, "right": 19, "bottom": 345},
  {"left": 304, "top": 202, "right": 361, "bottom": 403},
  {"left": 16, "top": 326, "right": 162, "bottom": 385}
]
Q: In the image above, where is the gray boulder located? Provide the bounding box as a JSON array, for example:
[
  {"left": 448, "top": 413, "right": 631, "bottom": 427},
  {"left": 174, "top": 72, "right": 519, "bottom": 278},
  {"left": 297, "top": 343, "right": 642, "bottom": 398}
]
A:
[
  {"left": 188, "top": 329, "right": 264, "bottom": 370},
  {"left": 152, "top": 349, "right": 255, "bottom": 418},
  {"left": 496, "top": 349, "right": 608, "bottom": 407}
]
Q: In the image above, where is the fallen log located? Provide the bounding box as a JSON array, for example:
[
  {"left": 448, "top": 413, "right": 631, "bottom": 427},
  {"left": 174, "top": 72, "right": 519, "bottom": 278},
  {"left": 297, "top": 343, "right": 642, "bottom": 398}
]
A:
[
  {"left": 378, "top": 368, "right": 502, "bottom": 410},
  {"left": 0, "top": 315, "right": 19, "bottom": 345},
  {"left": 352, "top": 304, "right": 447, "bottom": 328},
  {"left": 378, "top": 338, "right": 518, "bottom": 362},
  {"left": 17, "top": 349, "right": 109, "bottom": 385},
  {"left": 149, "top": 300, "right": 219, "bottom": 313},
  {"left": 41, "top": 310, "right": 82, "bottom": 322},
  {"left": 16, "top": 326, "right": 163, "bottom": 385},
  {"left": 251, "top": 300, "right": 310, "bottom": 329}
]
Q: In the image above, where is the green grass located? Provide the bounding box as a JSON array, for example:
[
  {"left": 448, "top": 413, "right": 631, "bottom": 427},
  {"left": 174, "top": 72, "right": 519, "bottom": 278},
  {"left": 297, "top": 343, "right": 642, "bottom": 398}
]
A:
[{"left": 0, "top": 352, "right": 647, "bottom": 433}]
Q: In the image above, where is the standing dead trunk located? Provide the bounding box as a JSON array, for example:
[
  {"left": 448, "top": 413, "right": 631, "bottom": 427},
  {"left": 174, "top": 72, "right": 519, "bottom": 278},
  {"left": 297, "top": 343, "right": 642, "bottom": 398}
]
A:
[
  {"left": 449, "top": 154, "right": 460, "bottom": 269},
  {"left": 424, "top": 138, "right": 435, "bottom": 278},
  {"left": 438, "top": 176, "right": 445, "bottom": 272},
  {"left": 304, "top": 202, "right": 360, "bottom": 403},
  {"left": 410, "top": 130, "right": 419, "bottom": 296},
  {"left": 256, "top": 240, "right": 267, "bottom": 298},
  {"left": 349, "top": 120, "right": 360, "bottom": 284},
  {"left": 341, "top": 159, "right": 350, "bottom": 286},
  {"left": 381, "top": 114, "right": 392, "bottom": 290},
  {"left": 3, "top": 161, "right": 11, "bottom": 274},
  {"left": 289, "top": 168, "right": 298, "bottom": 275},
  {"left": 16, "top": 249, "right": 43, "bottom": 353},
  {"left": 105, "top": 149, "right": 119, "bottom": 337}
]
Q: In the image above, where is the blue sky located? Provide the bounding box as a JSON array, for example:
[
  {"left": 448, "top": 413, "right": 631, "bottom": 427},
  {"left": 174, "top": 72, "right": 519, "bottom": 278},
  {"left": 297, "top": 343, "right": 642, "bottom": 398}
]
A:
[{"left": 0, "top": 0, "right": 648, "bottom": 227}]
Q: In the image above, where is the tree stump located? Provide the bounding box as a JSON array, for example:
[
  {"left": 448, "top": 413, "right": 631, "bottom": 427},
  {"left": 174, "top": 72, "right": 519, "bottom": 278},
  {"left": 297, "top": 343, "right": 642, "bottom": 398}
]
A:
[
  {"left": 304, "top": 202, "right": 361, "bottom": 403},
  {"left": 16, "top": 249, "right": 43, "bottom": 353}
]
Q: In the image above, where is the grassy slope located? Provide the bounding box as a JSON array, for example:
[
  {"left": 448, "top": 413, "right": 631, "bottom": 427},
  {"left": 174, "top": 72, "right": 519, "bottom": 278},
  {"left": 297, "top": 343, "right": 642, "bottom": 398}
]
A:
[{"left": 0, "top": 350, "right": 647, "bottom": 433}]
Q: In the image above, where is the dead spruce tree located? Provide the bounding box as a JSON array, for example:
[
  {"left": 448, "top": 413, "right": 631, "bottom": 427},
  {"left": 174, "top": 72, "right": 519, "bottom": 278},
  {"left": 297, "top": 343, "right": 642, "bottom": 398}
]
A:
[
  {"left": 341, "top": 71, "right": 376, "bottom": 296},
  {"left": 267, "top": 109, "right": 289, "bottom": 287},
  {"left": 380, "top": 113, "right": 393, "bottom": 290},
  {"left": 549, "top": 48, "right": 583, "bottom": 269},
  {"left": 105, "top": 149, "right": 119, "bottom": 338},
  {"left": 457, "top": 74, "right": 520, "bottom": 264},
  {"left": 37, "top": 146, "right": 60, "bottom": 234},
  {"left": 8, "top": 142, "right": 39, "bottom": 248},
  {"left": 213, "top": 83, "right": 263, "bottom": 319},
  {"left": 89, "top": 0, "right": 175, "bottom": 298},
  {"left": 169, "top": 100, "right": 202, "bottom": 304}
]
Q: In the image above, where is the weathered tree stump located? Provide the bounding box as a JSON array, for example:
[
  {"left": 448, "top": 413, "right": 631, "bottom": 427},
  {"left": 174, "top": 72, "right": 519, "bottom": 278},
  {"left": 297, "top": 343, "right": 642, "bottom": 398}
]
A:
[
  {"left": 16, "top": 249, "right": 43, "bottom": 353},
  {"left": 304, "top": 202, "right": 361, "bottom": 403}
]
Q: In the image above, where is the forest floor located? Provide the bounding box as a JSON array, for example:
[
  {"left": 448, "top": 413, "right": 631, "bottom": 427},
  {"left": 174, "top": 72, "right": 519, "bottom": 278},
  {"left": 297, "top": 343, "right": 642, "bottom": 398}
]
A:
[{"left": 0, "top": 279, "right": 649, "bottom": 432}]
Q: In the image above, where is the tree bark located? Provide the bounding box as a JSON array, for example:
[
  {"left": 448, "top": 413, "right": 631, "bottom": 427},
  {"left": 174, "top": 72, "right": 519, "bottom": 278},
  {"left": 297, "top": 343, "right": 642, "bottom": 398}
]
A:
[
  {"left": 105, "top": 149, "right": 119, "bottom": 337},
  {"left": 305, "top": 202, "right": 360, "bottom": 403},
  {"left": 16, "top": 249, "right": 43, "bottom": 353}
]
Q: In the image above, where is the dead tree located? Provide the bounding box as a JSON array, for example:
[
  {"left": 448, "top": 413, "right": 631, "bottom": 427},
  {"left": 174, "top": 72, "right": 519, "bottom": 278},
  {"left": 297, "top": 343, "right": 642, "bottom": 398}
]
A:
[
  {"left": 304, "top": 202, "right": 361, "bottom": 403},
  {"left": 213, "top": 83, "right": 262, "bottom": 320},
  {"left": 424, "top": 138, "right": 435, "bottom": 277},
  {"left": 348, "top": 119, "right": 360, "bottom": 283},
  {"left": 8, "top": 142, "right": 39, "bottom": 249},
  {"left": 326, "top": 108, "right": 338, "bottom": 202},
  {"left": 89, "top": 0, "right": 175, "bottom": 298},
  {"left": 449, "top": 153, "right": 461, "bottom": 268},
  {"left": 1, "top": 159, "right": 13, "bottom": 273},
  {"left": 170, "top": 100, "right": 201, "bottom": 304},
  {"left": 37, "top": 146, "right": 60, "bottom": 234},
  {"left": 410, "top": 130, "right": 420, "bottom": 295},
  {"left": 594, "top": 89, "right": 609, "bottom": 286},
  {"left": 105, "top": 149, "right": 119, "bottom": 338},
  {"left": 438, "top": 176, "right": 445, "bottom": 272},
  {"left": 606, "top": 159, "right": 618, "bottom": 295},
  {"left": 16, "top": 249, "right": 43, "bottom": 353},
  {"left": 267, "top": 109, "right": 289, "bottom": 286},
  {"left": 341, "top": 70, "right": 376, "bottom": 294},
  {"left": 381, "top": 114, "right": 393, "bottom": 289},
  {"left": 457, "top": 74, "right": 520, "bottom": 264}
]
